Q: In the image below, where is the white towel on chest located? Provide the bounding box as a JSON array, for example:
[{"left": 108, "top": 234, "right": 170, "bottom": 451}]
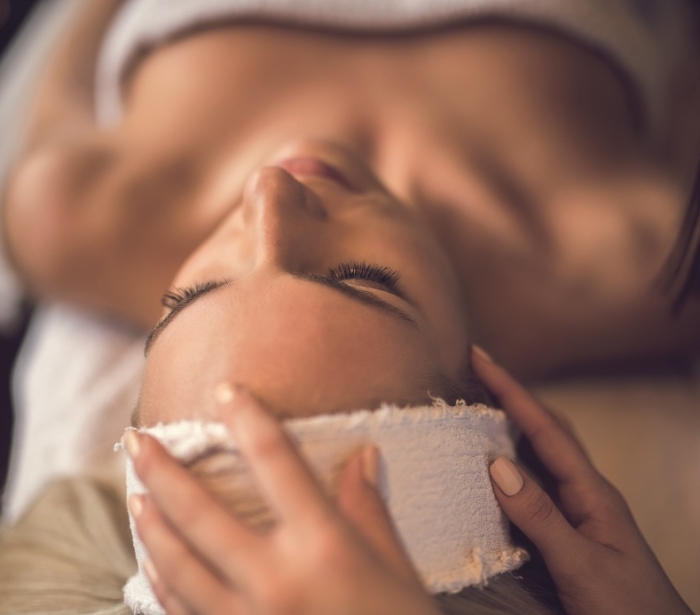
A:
[{"left": 96, "top": 0, "right": 693, "bottom": 130}]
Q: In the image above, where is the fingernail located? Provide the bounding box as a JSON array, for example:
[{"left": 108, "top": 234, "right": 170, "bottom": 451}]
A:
[
  {"left": 490, "top": 456, "right": 524, "bottom": 496},
  {"left": 124, "top": 431, "right": 141, "bottom": 459},
  {"left": 143, "top": 558, "right": 159, "bottom": 585},
  {"left": 471, "top": 344, "right": 493, "bottom": 363},
  {"left": 128, "top": 494, "right": 144, "bottom": 519},
  {"left": 214, "top": 381, "right": 236, "bottom": 405},
  {"left": 361, "top": 445, "right": 379, "bottom": 488}
]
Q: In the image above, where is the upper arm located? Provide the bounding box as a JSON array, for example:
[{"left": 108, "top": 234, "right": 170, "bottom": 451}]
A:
[
  {"left": 3, "top": 135, "right": 120, "bottom": 298},
  {"left": 3, "top": 133, "right": 193, "bottom": 329}
]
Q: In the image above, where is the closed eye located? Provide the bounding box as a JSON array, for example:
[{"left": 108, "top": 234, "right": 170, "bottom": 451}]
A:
[
  {"left": 327, "top": 261, "right": 407, "bottom": 299},
  {"left": 146, "top": 263, "right": 416, "bottom": 355}
]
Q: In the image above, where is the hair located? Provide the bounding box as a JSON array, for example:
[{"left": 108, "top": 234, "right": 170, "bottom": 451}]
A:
[
  {"left": 0, "top": 474, "right": 562, "bottom": 615},
  {"left": 437, "top": 577, "right": 561, "bottom": 615},
  {"left": 0, "top": 474, "right": 133, "bottom": 615},
  {"left": 429, "top": 353, "right": 497, "bottom": 408}
]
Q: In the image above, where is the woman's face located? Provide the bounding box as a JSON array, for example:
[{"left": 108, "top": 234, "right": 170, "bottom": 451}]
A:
[{"left": 139, "top": 140, "right": 470, "bottom": 425}]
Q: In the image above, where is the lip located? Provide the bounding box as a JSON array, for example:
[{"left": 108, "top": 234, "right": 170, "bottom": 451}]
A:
[{"left": 275, "top": 157, "right": 357, "bottom": 192}]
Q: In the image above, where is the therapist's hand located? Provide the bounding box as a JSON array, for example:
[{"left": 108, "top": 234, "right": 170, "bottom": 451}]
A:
[
  {"left": 125, "top": 386, "right": 439, "bottom": 615},
  {"left": 471, "top": 347, "right": 693, "bottom": 615}
]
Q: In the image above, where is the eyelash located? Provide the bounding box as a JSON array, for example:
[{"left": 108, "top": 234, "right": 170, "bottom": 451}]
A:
[
  {"left": 161, "top": 280, "right": 222, "bottom": 310},
  {"left": 160, "top": 262, "right": 401, "bottom": 310},
  {"left": 327, "top": 261, "right": 400, "bottom": 289}
]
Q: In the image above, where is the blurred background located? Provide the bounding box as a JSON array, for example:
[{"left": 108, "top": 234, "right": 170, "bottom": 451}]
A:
[{"left": 0, "top": 0, "right": 39, "bottom": 511}]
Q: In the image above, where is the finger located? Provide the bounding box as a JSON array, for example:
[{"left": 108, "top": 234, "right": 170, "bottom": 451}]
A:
[
  {"left": 126, "top": 431, "right": 265, "bottom": 586},
  {"left": 489, "top": 456, "right": 589, "bottom": 571},
  {"left": 217, "top": 385, "right": 337, "bottom": 534},
  {"left": 337, "top": 446, "right": 421, "bottom": 586},
  {"left": 471, "top": 347, "right": 596, "bottom": 485},
  {"left": 143, "top": 560, "right": 194, "bottom": 615},
  {"left": 131, "top": 493, "right": 247, "bottom": 615},
  {"left": 549, "top": 408, "right": 577, "bottom": 439}
]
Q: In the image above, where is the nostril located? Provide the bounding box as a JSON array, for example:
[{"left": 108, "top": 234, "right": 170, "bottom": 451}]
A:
[
  {"left": 275, "top": 157, "right": 356, "bottom": 192},
  {"left": 246, "top": 166, "right": 328, "bottom": 220}
]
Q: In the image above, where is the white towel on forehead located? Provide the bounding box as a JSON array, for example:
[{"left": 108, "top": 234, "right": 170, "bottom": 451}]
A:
[{"left": 119, "top": 401, "right": 528, "bottom": 615}]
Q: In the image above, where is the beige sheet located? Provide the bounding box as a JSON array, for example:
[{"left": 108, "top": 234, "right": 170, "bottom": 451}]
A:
[{"left": 535, "top": 367, "right": 700, "bottom": 613}]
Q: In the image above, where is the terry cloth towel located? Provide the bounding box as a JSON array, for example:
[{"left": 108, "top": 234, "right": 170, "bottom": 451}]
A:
[
  {"left": 118, "top": 401, "right": 529, "bottom": 615},
  {"left": 96, "top": 0, "right": 692, "bottom": 129}
]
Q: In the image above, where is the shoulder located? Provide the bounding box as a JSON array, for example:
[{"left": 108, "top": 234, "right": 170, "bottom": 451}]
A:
[
  {"left": 3, "top": 134, "right": 122, "bottom": 292},
  {"left": 3, "top": 129, "right": 208, "bottom": 326}
]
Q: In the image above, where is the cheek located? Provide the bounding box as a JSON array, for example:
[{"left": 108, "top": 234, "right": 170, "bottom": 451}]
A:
[
  {"left": 392, "top": 235, "right": 469, "bottom": 366},
  {"left": 223, "top": 302, "right": 438, "bottom": 414}
]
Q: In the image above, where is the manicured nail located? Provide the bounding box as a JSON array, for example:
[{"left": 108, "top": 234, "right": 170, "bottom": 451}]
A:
[
  {"left": 489, "top": 456, "right": 524, "bottom": 496},
  {"left": 124, "top": 431, "right": 141, "bottom": 459},
  {"left": 361, "top": 445, "right": 380, "bottom": 488},
  {"left": 216, "top": 385, "right": 271, "bottom": 447},
  {"left": 128, "top": 494, "right": 144, "bottom": 519},
  {"left": 214, "top": 381, "right": 236, "bottom": 405},
  {"left": 471, "top": 344, "right": 493, "bottom": 363},
  {"left": 143, "top": 558, "right": 159, "bottom": 585}
]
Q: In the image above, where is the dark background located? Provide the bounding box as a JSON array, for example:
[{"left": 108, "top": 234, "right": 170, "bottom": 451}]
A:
[
  {"left": 0, "top": 0, "right": 40, "bottom": 54},
  {"left": 0, "top": 0, "right": 42, "bottom": 509}
]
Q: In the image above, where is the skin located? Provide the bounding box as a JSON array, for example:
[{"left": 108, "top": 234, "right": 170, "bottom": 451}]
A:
[
  {"left": 139, "top": 139, "right": 470, "bottom": 423},
  {"left": 1, "top": 6, "right": 695, "bottom": 610},
  {"left": 126, "top": 355, "right": 693, "bottom": 615},
  {"left": 473, "top": 351, "right": 694, "bottom": 615},
  {"left": 5, "top": 8, "right": 700, "bottom": 380}
]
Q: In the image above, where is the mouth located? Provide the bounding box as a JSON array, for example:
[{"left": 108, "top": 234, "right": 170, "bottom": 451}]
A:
[{"left": 275, "top": 157, "right": 357, "bottom": 192}]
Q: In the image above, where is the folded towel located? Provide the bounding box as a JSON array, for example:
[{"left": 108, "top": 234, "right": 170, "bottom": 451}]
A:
[
  {"left": 118, "top": 401, "right": 528, "bottom": 615},
  {"left": 96, "top": 0, "right": 692, "bottom": 129},
  {"left": 2, "top": 304, "right": 144, "bottom": 522}
]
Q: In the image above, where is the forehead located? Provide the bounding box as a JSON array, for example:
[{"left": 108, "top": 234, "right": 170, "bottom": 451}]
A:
[{"left": 140, "top": 276, "right": 437, "bottom": 424}]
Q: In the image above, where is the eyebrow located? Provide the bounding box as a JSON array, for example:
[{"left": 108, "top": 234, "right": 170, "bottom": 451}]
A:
[{"left": 145, "top": 273, "right": 419, "bottom": 355}]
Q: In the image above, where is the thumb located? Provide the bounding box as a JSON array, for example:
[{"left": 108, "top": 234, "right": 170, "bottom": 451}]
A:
[
  {"left": 337, "top": 446, "right": 421, "bottom": 585},
  {"left": 489, "top": 456, "right": 588, "bottom": 573}
]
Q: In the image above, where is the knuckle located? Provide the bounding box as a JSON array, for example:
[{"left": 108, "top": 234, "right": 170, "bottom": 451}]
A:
[
  {"left": 247, "top": 426, "right": 287, "bottom": 462},
  {"left": 521, "top": 489, "right": 558, "bottom": 528},
  {"left": 309, "top": 527, "right": 345, "bottom": 564},
  {"left": 594, "top": 480, "right": 631, "bottom": 513},
  {"left": 175, "top": 497, "right": 205, "bottom": 529},
  {"left": 257, "top": 575, "right": 304, "bottom": 614},
  {"left": 307, "top": 527, "right": 358, "bottom": 579}
]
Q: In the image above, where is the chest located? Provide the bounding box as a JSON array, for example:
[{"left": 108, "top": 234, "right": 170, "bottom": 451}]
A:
[{"left": 121, "top": 23, "right": 635, "bottom": 185}]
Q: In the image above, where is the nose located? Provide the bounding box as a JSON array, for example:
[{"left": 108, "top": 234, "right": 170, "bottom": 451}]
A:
[{"left": 242, "top": 166, "right": 328, "bottom": 268}]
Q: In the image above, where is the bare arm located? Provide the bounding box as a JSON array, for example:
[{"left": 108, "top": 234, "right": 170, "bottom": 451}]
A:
[
  {"left": 22, "top": 0, "right": 125, "bottom": 150},
  {"left": 1, "top": 0, "right": 169, "bottom": 328}
]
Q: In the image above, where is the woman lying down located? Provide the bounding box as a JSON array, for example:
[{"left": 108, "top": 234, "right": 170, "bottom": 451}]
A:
[
  {"left": 0, "top": 0, "right": 698, "bottom": 613},
  {"left": 0, "top": 141, "right": 694, "bottom": 613}
]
